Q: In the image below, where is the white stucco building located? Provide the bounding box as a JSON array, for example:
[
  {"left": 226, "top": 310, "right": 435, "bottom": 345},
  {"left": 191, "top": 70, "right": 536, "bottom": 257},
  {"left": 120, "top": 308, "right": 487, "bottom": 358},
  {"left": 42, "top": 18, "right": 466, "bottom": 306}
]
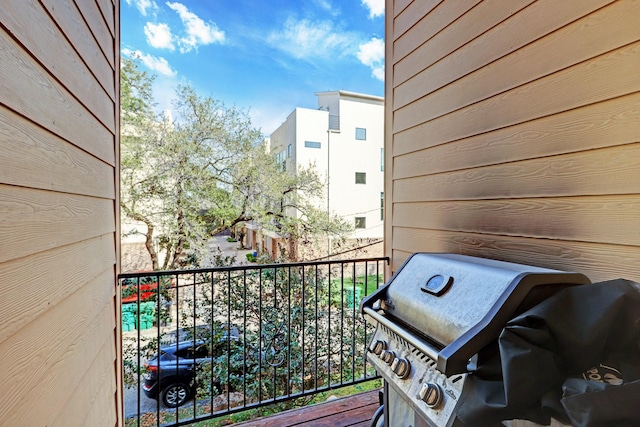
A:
[{"left": 269, "top": 90, "right": 385, "bottom": 242}]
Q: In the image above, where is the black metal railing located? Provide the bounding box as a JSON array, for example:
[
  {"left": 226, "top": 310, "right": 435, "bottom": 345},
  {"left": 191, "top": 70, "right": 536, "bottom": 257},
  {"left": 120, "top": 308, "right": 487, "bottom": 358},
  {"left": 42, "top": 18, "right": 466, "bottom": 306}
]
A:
[{"left": 119, "top": 257, "right": 388, "bottom": 427}]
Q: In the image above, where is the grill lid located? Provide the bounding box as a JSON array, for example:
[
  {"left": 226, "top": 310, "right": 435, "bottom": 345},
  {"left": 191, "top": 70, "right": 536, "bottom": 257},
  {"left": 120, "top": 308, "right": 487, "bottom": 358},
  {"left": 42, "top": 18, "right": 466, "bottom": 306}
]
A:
[{"left": 361, "top": 253, "right": 590, "bottom": 375}]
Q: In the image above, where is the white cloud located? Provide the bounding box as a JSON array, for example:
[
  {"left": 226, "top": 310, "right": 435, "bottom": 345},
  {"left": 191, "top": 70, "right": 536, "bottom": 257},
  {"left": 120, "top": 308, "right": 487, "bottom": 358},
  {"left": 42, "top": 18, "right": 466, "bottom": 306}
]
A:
[
  {"left": 357, "top": 37, "right": 385, "bottom": 81},
  {"left": 361, "top": 0, "right": 385, "bottom": 18},
  {"left": 122, "top": 48, "right": 177, "bottom": 77},
  {"left": 267, "top": 17, "right": 357, "bottom": 60},
  {"left": 166, "top": 2, "right": 225, "bottom": 53},
  {"left": 313, "top": 0, "right": 340, "bottom": 16},
  {"left": 124, "top": 0, "right": 159, "bottom": 16},
  {"left": 314, "top": 0, "right": 331, "bottom": 10},
  {"left": 144, "top": 22, "right": 175, "bottom": 50}
]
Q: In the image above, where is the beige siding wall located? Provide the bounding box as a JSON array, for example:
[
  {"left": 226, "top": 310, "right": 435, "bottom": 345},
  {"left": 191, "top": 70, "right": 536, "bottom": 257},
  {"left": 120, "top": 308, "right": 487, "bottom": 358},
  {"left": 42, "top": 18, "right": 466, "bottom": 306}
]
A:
[
  {"left": 386, "top": 0, "right": 640, "bottom": 283},
  {"left": 0, "top": 1, "right": 121, "bottom": 425}
]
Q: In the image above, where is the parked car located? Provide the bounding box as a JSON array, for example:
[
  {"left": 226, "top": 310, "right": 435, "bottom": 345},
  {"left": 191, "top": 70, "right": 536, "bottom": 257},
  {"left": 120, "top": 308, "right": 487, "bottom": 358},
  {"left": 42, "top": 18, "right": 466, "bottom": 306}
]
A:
[
  {"left": 143, "top": 326, "right": 241, "bottom": 407},
  {"left": 142, "top": 339, "right": 210, "bottom": 407}
]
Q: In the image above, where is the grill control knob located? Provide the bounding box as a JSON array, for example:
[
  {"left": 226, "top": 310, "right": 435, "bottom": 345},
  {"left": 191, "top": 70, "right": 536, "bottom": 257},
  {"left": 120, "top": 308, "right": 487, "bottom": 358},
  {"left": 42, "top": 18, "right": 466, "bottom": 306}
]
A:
[
  {"left": 419, "top": 382, "right": 443, "bottom": 409},
  {"left": 380, "top": 350, "right": 395, "bottom": 365},
  {"left": 370, "top": 340, "right": 387, "bottom": 355},
  {"left": 391, "top": 357, "right": 410, "bottom": 379}
]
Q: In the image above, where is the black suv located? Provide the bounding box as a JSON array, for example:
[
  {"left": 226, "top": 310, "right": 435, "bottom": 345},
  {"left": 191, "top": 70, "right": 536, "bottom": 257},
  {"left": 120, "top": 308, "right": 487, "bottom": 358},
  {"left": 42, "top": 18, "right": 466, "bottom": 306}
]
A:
[
  {"left": 142, "top": 339, "right": 210, "bottom": 407},
  {"left": 142, "top": 326, "right": 241, "bottom": 407}
]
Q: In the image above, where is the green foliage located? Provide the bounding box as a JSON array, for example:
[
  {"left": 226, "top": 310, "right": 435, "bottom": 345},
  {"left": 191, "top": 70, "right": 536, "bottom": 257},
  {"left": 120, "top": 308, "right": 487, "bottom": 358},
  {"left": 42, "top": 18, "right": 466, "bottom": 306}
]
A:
[
  {"left": 120, "top": 57, "right": 351, "bottom": 269},
  {"left": 122, "top": 335, "right": 159, "bottom": 387},
  {"left": 121, "top": 285, "right": 137, "bottom": 299},
  {"left": 172, "top": 263, "right": 374, "bottom": 409},
  {"left": 122, "top": 261, "right": 382, "bottom": 427},
  {"left": 120, "top": 62, "right": 264, "bottom": 269}
]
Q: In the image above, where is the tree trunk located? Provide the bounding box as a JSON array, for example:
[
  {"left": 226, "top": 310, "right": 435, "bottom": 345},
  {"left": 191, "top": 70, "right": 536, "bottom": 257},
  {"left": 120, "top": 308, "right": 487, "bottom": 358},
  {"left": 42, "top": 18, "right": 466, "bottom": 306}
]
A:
[
  {"left": 170, "top": 209, "right": 186, "bottom": 269},
  {"left": 145, "top": 222, "right": 160, "bottom": 270},
  {"left": 121, "top": 203, "right": 160, "bottom": 270}
]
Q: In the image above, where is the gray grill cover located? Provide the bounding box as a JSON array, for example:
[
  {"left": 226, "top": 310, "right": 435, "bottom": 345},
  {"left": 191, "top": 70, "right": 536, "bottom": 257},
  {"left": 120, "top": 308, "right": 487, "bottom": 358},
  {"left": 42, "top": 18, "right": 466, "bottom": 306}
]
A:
[{"left": 456, "top": 279, "right": 640, "bottom": 427}]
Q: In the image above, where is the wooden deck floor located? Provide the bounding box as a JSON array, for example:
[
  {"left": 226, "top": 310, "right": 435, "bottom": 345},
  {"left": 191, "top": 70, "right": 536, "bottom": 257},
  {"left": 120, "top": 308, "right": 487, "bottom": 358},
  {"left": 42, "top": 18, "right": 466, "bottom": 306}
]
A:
[{"left": 232, "top": 390, "right": 380, "bottom": 427}]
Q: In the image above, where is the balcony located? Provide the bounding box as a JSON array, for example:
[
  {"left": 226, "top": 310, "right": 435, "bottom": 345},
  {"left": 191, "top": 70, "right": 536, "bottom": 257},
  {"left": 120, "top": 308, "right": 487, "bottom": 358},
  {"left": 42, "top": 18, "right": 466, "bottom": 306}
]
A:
[{"left": 119, "top": 257, "right": 388, "bottom": 426}]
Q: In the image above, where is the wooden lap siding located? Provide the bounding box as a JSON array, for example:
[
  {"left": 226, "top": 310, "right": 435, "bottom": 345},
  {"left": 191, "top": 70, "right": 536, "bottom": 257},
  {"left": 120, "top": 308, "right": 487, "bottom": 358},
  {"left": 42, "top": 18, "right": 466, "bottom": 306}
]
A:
[
  {"left": 385, "top": 0, "right": 640, "bottom": 283},
  {"left": 0, "top": 1, "right": 121, "bottom": 426}
]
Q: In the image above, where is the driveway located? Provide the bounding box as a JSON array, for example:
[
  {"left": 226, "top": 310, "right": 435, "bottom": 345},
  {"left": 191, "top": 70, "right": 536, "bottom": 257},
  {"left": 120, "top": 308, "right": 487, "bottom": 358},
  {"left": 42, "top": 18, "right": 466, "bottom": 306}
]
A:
[
  {"left": 202, "top": 234, "right": 253, "bottom": 266},
  {"left": 124, "top": 384, "right": 164, "bottom": 419}
]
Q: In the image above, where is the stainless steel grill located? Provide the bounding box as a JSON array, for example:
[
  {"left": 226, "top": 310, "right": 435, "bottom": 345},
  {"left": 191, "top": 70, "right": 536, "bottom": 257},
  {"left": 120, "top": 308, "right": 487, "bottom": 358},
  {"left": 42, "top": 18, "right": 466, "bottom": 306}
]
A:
[{"left": 361, "top": 253, "right": 590, "bottom": 427}]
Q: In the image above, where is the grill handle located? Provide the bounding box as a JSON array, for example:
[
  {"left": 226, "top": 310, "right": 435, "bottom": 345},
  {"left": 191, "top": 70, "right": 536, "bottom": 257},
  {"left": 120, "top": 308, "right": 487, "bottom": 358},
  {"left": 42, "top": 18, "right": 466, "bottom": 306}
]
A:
[{"left": 363, "top": 306, "right": 440, "bottom": 363}]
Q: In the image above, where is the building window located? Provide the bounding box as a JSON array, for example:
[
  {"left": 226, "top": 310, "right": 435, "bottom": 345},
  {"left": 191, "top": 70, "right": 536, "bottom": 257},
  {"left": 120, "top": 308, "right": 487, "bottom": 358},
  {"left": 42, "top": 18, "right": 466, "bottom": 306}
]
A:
[
  {"left": 275, "top": 149, "right": 287, "bottom": 171},
  {"left": 380, "top": 148, "right": 384, "bottom": 171},
  {"left": 305, "top": 141, "right": 321, "bottom": 148},
  {"left": 355, "top": 172, "right": 366, "bottom": 184},
  {"left": 288, "top": 144, "right": 292, "bottom": 157},
  {"left": 355, "top": 217, "right": 366, "bottom": 229},
  {"left": 329, "top": 114, "right": 340, "bottom": 131},
  {"left": 356, "top": 127, "right": 366, "bottom": 140},
  {"left": 380, "top": 192, "right": 384, "bottom": 220}
]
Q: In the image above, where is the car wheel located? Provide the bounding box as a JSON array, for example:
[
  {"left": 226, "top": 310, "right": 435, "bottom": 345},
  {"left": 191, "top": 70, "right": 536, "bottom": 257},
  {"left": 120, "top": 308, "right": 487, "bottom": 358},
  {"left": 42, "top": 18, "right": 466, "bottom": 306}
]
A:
[{"left": 161, "top": 382, "right": 190, "bottom": 408}]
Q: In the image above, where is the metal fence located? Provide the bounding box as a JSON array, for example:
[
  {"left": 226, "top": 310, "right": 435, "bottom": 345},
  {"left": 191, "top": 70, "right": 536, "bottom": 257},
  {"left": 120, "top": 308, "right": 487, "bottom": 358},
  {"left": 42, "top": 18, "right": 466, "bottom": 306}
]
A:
[{"left": 120, "top": 257, "right": 388, "bottom": 426}]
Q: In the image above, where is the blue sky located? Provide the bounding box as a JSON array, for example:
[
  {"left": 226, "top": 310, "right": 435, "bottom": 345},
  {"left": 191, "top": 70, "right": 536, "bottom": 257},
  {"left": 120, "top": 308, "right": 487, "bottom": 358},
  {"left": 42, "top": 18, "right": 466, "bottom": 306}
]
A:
[{"left": 121, "top": 0, "right": 385, "bottom": 134}]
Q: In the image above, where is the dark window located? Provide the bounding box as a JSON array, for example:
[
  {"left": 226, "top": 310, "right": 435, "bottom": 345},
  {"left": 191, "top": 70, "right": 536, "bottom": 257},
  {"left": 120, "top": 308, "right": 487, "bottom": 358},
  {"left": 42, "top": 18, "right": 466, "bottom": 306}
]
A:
[
  {"left": 175, "top": 344, "right": 209, "bottom": 359},
  {"left": 329, "top": 114, "right": 340, "bottom": 130},
  {"left": 380, "top": 192, "right": 384, "bottom": 220},
  {"left": 288, "top": 144, "right": 293, "bottom": 157},
  {"left": 356, "top": 127, "right": 366, "bottom": 140},
  {"left": 175, "top": 347, "right": 194, "bottom": 359},
  {"left": 193, "top": 345, "right": 209, "bottom": 358},
  {"left": 355, "top": 172, "right": 366, "bottom": 184},
  {"left": 355, "top": 217, "right": 366, "bottom": 229},
  {"left": 275, "top": 149, "right": 287, "bottom": 171},
  {"left": 305, "top": 141, "right": 321, "bottom": 148}
]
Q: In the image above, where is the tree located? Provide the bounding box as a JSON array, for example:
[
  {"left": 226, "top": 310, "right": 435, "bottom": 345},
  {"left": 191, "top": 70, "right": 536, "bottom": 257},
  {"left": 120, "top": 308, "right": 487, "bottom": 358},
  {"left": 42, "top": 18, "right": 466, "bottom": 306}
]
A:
[
  {"left": 120, "top": 58, "right": 351, "bottom": 269},
  {"left": 120, "top": 58, "right": 164, "bottom": 268},
  {"left": 225, "top": 147, "right": 352, "bottom": 259},
  {"left": 174, "top": 262, "right": 374, "bottom": 411}
]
